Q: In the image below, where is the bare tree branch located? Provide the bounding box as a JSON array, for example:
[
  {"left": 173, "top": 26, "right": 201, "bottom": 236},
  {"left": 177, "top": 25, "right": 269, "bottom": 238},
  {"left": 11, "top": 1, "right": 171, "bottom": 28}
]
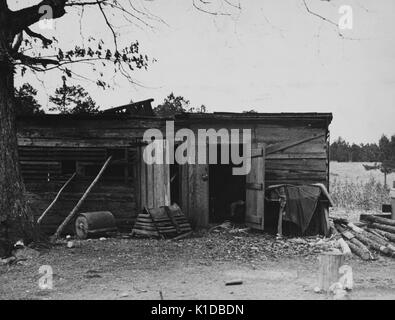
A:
[
  {"left": 24, "top": 28, "right": 53, "bottom": 48},
  {"left": 96, "top": 0, "right": 118, "bottom": 50},
  {"left": 302, "top": 0, "right": 338, "bottom": 27}
]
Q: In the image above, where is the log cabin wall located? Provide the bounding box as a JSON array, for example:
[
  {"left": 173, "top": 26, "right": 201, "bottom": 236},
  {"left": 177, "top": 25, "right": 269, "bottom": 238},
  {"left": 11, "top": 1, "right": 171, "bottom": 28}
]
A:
[{"left": 17, "top": 115, "right": 166, "bottom": 235}]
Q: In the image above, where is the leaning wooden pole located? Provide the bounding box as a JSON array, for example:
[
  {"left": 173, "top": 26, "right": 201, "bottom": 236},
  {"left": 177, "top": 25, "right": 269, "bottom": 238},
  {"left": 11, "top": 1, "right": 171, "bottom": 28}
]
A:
[
  {"left": 51, "top": 156, "right": 112, "bottom": 240},
  {"left": 37, "top": 172, "right": 77, "bottom": 224}
]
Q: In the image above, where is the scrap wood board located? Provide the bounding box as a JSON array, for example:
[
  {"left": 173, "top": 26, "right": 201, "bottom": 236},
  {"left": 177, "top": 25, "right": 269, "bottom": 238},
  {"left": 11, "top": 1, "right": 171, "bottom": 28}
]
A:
[{"left": 131, "top": 203, "right": 192, "bottom": 238}]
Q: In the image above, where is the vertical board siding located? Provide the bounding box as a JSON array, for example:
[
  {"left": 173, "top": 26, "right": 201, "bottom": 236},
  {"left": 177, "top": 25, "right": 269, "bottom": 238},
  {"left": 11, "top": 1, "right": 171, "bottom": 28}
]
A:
[
  {"left": 245, "top": 143, "right": 265, "bottom": 230},
  {"left": 138, "top": 141, "right": 171, "bottom": 210}
]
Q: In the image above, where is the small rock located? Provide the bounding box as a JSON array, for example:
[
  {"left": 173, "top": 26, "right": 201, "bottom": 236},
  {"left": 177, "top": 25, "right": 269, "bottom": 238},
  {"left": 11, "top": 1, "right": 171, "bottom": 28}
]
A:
[
  {"left": 119, "top": 292, "right": 129, "bottom": 298},
  {"left": 289, "top": 238, "right": 306, "bottom": 244},
  {"left": 99, "top": 237, "right": 107, "bottom": 241},
  {"left": 313, "top": 286, "right": 322, "bottom": 293},
  {"left": 66, "top": 241, "right": 74, "bottom": 248},
  {"left": 14, "top": 240, "right": 24, "bottom": 247}
]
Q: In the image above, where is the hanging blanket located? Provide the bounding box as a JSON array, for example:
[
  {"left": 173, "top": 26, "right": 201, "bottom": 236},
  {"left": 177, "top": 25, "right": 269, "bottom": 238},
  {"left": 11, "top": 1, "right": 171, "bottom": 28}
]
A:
[
  {"left": 283, "top": 185, "right": 322, "bottom": 233},
  {"left": 267, "top": 184, "right": 333, "bottom": 234}
]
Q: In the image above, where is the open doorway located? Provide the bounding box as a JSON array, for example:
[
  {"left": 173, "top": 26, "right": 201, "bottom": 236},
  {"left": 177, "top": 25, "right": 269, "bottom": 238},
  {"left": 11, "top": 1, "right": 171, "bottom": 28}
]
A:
[
  {"left": 170, "top": 162, "right": 180, "bottom": 205},
  {"left": 209, "top": 144, "right": 246, "bottom": 223}
]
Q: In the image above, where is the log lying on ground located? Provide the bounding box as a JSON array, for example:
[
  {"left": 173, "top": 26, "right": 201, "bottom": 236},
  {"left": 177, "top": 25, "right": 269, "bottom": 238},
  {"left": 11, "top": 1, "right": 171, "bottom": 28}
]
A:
[
  {"left": 333, "top": 216, "right": 395, "bottom": 259},
  {"left": 346, "top": 222, "right": 364, "bottom": 234},
  {"left": 365, "top": 230, "right": 389, "bottom": 247},
  {"left": 370, "top": 223, "right": 395, "bottom": 235},
  {"left": 366, "top": 228, "right": 388, "bottom": 242},
  {"left": 353, "top": 231, "right": 391, "bottom": 256},
  {"left": 361, "top": 215, "right": 395, "bottom": 227},
  {"left": 371, "top": 228, "right": 395, "bottom": 243},
  {"left": 365, "top": 230, "right": 395, "bottom": 253},
  {"left": 335, "top": 223, "right": 372, "bottom": 260},
  {"left": 346, "top": 241, "right": 370, "bottom": 260}
]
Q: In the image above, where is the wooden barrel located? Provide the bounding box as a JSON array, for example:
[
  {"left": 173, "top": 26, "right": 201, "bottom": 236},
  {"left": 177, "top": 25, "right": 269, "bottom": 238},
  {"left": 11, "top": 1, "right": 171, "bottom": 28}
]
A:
[{"left": 75, "top": 211, "right": 117, "bottom": 239}]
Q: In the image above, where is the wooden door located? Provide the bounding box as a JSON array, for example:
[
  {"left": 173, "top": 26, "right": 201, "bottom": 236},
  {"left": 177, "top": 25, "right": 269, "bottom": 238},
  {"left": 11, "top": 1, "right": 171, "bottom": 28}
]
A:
[
  {"left": 245, "top": 143, "right": 265, "bottom": 230},
  {"left": 138, "top": 140, "right": 170, "bottom": 210},
  {"left": 178, "top": 138, "right": 209, "bottom": 228}
]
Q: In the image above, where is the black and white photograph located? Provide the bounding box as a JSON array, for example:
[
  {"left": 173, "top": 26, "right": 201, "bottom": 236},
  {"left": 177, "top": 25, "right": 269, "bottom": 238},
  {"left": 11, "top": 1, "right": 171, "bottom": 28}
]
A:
[{"left": 0, "top": 0, "right": 395, "bottom": 305}]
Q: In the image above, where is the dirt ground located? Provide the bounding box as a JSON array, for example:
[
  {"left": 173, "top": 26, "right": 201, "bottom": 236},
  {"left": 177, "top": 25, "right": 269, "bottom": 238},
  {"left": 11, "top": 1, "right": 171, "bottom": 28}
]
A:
[{"left": 1, "top": 231, "right": 394, "bottom": 300}]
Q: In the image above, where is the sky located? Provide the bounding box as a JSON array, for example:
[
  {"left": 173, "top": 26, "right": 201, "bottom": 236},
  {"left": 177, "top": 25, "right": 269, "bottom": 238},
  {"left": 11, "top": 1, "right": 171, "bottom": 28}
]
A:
[{"left": 12, "top": 0, "right": 395, "bottom": 143}]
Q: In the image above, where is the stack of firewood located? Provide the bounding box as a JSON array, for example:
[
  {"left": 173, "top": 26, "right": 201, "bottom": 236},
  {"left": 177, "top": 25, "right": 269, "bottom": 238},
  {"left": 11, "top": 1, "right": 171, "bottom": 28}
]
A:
[{"left": 331, "top": 215, "right": 395, "bottom": 260}]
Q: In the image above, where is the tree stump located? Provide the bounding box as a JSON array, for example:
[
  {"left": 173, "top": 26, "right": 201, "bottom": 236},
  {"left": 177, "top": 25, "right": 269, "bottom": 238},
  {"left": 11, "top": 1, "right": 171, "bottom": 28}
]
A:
[{"left": 318, "top": 252, "right": 345, "bottom": 292}]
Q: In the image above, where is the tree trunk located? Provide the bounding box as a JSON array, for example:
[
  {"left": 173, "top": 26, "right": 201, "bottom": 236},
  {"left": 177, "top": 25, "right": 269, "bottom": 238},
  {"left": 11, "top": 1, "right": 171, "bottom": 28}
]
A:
[{"left": 0, "top": 41, "right": 35, "bottom": 245}]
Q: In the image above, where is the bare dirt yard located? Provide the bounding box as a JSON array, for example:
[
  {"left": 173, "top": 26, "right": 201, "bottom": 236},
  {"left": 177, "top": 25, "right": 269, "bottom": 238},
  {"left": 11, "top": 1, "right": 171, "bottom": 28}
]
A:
[{"left": 1, "top": 228, "right": 394, "bottom": 300}]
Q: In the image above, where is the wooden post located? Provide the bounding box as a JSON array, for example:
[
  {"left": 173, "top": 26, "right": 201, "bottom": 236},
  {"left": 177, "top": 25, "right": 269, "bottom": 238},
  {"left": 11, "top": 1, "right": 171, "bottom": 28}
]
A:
[
  {"left": 51, "top": 156, "right": 112, "bottom": 240},
  {"left": 37, "top": 172, "right": 76, "bottom": 224},
  {"left": 318, "top": 252, "right": 345, "bottom": 292}
]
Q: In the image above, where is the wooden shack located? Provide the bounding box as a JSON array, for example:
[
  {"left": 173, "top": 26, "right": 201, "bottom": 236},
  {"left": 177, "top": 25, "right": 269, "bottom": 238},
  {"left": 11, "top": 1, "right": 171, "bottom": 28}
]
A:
[
  {"left": 17, "top": 102, "right": 332, "bottom": 234},
  {"left": 172, "top": 112, "right": 332, "bottom": 230},
  {"left": 17, "top": 99, "right": 165, "bottom": 234}
]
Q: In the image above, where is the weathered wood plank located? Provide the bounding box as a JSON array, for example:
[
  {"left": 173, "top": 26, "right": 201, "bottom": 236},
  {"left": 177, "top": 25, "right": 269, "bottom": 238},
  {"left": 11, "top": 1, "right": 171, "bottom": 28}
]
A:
[
  {"left": 266, "top": 159, "right": 327, "bottom": 172},
  {"left": 245, "top": 143, "right": 265, "bottom": 230}
]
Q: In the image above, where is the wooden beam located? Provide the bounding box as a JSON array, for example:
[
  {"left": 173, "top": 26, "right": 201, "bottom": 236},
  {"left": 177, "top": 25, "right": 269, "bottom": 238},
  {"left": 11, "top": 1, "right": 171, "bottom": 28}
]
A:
[
  {"left": 37, "top": 172, "right": 76, "bottom": 224},
  {"left": 266, "top": 133, "right": 326, "bottom": 156},
  {"left": 51, "top": 156, "right": 112, "bottom": 240}
]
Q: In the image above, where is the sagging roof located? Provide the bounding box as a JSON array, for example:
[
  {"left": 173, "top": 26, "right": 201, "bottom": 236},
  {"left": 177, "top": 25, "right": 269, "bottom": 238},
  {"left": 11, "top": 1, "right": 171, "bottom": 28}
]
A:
[
  {"left": 17, "top": 96, "right": 333, "bottom": 127},
  {"left": 17, "top": 98, "right": 157, "bottom": 121},
  {"left": 102, "top": 99, "right": 155, "bottom": 116}
]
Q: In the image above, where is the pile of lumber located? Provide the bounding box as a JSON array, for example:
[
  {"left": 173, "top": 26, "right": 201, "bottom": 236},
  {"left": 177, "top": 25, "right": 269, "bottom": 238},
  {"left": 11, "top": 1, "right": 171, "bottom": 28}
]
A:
[
  {"left": 131, "top": 203, "right": 192, "bottom": 239},
  {"left": 331, "top": 215, "right": 395, "bottom": 260}
]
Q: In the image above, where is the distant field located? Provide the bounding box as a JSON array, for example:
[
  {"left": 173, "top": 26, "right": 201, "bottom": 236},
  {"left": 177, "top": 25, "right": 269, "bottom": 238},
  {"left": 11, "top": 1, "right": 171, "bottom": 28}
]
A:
[
  {"left": 330, "top": 161, "right": 395, "bottom": 186},
  {"left": 329, "top": 162, "right": 393, "bottom": 212}
]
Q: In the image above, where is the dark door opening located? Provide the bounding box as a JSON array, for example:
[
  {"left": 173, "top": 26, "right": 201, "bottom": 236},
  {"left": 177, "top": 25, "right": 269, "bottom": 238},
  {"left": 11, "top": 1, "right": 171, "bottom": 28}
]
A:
[
  {"left": 170, "top": 163, "right": 180, "bottom": 205},
  {"left": 209, "top": 144, "right": 246, "bottom": 223}
]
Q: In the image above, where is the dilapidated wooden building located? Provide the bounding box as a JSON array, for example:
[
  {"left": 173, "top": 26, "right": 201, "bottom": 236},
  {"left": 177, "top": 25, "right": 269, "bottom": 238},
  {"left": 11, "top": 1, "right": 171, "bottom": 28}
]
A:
[{"left": 17, "top": 99, "right": 332, "bottom": 235}]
